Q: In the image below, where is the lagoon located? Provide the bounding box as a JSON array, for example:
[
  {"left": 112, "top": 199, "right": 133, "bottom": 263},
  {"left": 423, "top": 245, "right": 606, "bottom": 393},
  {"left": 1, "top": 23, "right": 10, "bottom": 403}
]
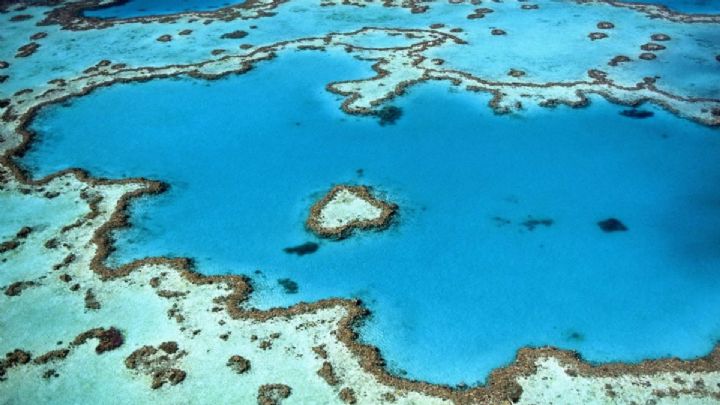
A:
[{"left": 22, "top": 50, "right": 720, "bottom": 385}]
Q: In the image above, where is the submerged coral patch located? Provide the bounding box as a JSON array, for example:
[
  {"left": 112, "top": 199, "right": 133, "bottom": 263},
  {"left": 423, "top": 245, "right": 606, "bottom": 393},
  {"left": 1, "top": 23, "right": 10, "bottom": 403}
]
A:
[
  {"left": 620, "top": 109, "right": 654, "bottom": 119},
  {"left": 283, "top": 242, "right": 319, "bottom": 256},
  {"left": 598, "top": 218, "right": 629, "bottom": 233}
]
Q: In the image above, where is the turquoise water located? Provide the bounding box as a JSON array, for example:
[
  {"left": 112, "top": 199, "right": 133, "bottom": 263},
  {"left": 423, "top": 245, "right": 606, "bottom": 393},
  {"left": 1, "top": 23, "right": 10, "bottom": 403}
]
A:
[
  {"left": 639, "top": 0, "right": 720, "bottom": 13},
  {"left": 22, "top": 50, "right": 720, "bottom": 384},
  {"left": 84, "top": 0, "right": 240, "bottom": 18}
]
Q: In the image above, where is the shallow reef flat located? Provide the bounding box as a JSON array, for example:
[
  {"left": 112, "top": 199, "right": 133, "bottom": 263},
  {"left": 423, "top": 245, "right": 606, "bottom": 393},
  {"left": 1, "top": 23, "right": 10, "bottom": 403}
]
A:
[{"left": 1, "top": 0, "right": 720, "bottom": 403}]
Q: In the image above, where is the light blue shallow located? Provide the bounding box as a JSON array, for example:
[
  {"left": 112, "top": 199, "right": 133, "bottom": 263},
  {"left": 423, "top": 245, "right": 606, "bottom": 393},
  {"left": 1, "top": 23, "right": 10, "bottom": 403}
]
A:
[{"left": 23, "top": 50, "right": 720, "bottom": 385}]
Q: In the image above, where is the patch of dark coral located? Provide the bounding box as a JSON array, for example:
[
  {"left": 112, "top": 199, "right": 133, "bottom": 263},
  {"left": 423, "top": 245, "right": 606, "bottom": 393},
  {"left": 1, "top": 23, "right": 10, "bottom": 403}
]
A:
[
  {"left": 15, "top": 42, "right": 40, "bottom": 58},
  {"left": 4, "top": 280, "right": 36, "bottom": 296},
  {"left": 317, "top": 361, "right": 340, "bottom": 386},
  {"left": 0, "top": 349, "right": 31, "bottom": 380},
  {"left": 467, "top": 7, "right": 493, "bottom": 19},
  {"left": 125, "top": 342, "right": 187, "bottom": 389},
  {"left": 339, "top": 387, "right": 357, "bottom": 404},
  {"left": 9, "top": 14, "right": 33, "bottom": 22},
  {"left": 521, "top": 218, "right": 553, "bottom": 231},
  {"left": 258, "top": 384, "right": 292, "bottom": 405},
  {"left": 227, "top": 354, "right": 251, "bottom": 374},
  {"left": 508, "top": 69, "right": 525, "bottom": 78},
  {"left": 641, "top": 42, "right": 666, "bottom": 51},
  {"left": 375, "top": 105, "right": 402, "bottom": 126},
  {"left": 72, "top": 327, "right": 124, "bottom": 354},
  {"left": 0, "top": 240, "right": 20, "bottom": 254},
  {"left": 277, "top": 278, "right": 299, "bottom": 294},
  {"left": 84, "top": 289, "right": 101, "bottom": 310},
  {"left": 33, "top": 349, "right": 70, "bottom": 365},
  {"left": 283, "top": 242, "right": 319, "bottom": 256},
  {"left": 608, "top": 55, "right": 631, "bottom": 66},
  {"left": 598, "top": 218, "right": 628, "bottom": 232},
  {"left": 221, "top": 30, "right": 248, "bottom": 39},
  {"left": 620, "top": 109, "right": 654, "bottom": 119},
  {"left": 639, "top": 52, "right": 657, "bottom": 60}
]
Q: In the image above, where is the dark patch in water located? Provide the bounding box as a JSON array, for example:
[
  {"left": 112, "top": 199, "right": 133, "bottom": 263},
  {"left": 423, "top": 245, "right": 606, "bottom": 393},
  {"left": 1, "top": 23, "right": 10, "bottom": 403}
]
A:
[
  {"left": 620, "top": 109, "right": 654, "bottom": 119},
  {"left": 567, "top": 331, "right": 585, "bottom": 342},
  {"left": 598, "top": 218, "right": 628, "bottom": 232},
  {"left": 492, "top": 216, "right": 512, "bottom": 227},
  {"left": 376, "top": 106, "right": 403, "bottom": 126},
  {"left": 283, "top": 242, "right": 319, "bottom": 256},
  {"left": 356, "top": 168, "right": 364, "bottom": 177},
  {"left": 277, "top": 278, "right": 299, "bottom": 294},
  {"left": 521, "top": 217, "right": 554, "bottom": 231}
]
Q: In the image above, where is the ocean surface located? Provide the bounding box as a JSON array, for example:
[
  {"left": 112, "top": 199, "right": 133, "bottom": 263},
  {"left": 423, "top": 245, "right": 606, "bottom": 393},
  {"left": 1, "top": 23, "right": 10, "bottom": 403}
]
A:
[
  {"left": 22, "top": 50, "right": 720, "bottom": 384},
  {"left": 84, "top": 0, "right": 720, "bottom": 18},
  {"left": 84, "top": 0, "right": 241, "bottom": 18}
]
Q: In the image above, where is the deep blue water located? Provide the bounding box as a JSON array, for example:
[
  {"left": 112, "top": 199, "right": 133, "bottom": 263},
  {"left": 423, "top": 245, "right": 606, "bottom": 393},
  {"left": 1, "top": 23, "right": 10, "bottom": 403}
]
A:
[
  {"left": 638, "top": 0, "right": 720, "bottom": 13},
  {"left": 83, "top": 0, "right": 239, "bottom": 18},
  {"left": 83, "top": 0, "right": 720, "bottom": 18},
  {"left": 23, "top": 50, "right": 720, "bottom": 384}
]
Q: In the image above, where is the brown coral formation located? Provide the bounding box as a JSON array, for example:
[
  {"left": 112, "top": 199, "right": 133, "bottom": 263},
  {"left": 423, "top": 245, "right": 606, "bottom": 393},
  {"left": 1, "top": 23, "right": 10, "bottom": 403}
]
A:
[
  {"left": 317, "top": 361, "right": 340, "bottom": 386},
  {"left": 651, "top": 33, "right": 671, "bottom": 41},
  {"left": 125, "top": 342, "right": 187, "bottom": 389},
  {"left": 597, "top": 21, "right": 615, "bottom": 29},
  {"left": 221, "top": 30, "right": 248, "bottom": 39},
  {"left": 491, "top": 28, "right": 506, "bottom": 35},
  {"left": 0, "top": 349, "right": 31, "bottom": 380},
  {"left": 588, "top": 32, "right": 608, "bottom": 40},
  {"left": 72, "top": 327, "right": 124, "bottom": 354},
  {"left": 339, "top": 387, "right": 357, "bottom": 404},
  {"left": 15, "top": 42, "right": 40, "bottom": 58},
  {"left": 29, "top": 32, "right": 48, "bottom": 40},
  {"left": 639, "top": 52, "right": 657, "bottom": 60},
  {"left": 4, "top": 281, "right": 36, "bottom": 297},
  {"left": 84, "top": 289, "right": 101, "bottom": 310},
  {"left": 156, "top": 34, "right": 172, "bottom": 42},
  {"left": 467, "top": 7, "right": 493, "bottom": 19},
  {"left": 306, "top": 185, "right": 397, "bottom": 239},
  {"left": 608, "top": 55, "right": 631, "bottom": 66},
  {"left": 226, "top": 354, "right": 251, "bottom": 374},
  {"left": 0, "top": 227, "right": 32, "bottom": 255},
  {"left": 0, "top": 240, "right": 20, "bottom": 254},
  {"left": 258, "top": 384, "right": 292, "bottom": 405},
  {"left": 9, "top": 14, "right": 33, "bottom": 22},
  {"left": 32, "top": 349, "right": 70, "bottom": 365},
  {"left": 508, "top": 69, "right": 526, "bottom": 78},
  {"left": 641, "top": 42, "right": 666, "bottom": 51}
]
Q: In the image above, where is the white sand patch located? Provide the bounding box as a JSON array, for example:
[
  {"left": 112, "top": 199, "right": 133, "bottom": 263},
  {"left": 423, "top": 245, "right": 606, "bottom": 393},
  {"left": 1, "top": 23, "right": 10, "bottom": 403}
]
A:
[{"left": 318, "top": 189, "right": 383, "bottom": 229}]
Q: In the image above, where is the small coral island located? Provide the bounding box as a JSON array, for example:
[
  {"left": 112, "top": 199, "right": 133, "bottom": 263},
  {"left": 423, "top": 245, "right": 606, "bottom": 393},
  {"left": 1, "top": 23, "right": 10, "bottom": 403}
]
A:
[{"left": 307, "top": 185, "right": 397, "bottom": 239}]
